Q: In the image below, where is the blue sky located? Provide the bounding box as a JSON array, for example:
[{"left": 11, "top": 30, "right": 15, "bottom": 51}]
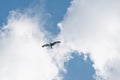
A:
[
  {"left": 0, "top": 0, "right": 34, "bottom": 26},
  {"left": 43, "top": 0, "right": 72, "bottom": 36},
  {"left": 0, "top": 0, "right": 95, "bottom": 80},
  {"left": 63, "top": 53, "right": 95, "bottom": 80}
]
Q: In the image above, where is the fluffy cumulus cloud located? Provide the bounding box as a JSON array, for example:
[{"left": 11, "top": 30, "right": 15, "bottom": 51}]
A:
[
  {"left": 0, "top": 8, "right": 71, "bottom": 80},
  {"left": 59, "top": 0, "right": 120, "bottom": 80}
]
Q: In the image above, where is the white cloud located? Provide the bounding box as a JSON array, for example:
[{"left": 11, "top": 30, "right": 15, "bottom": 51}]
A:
[
  {"left": 0, "top": 9, "right": 71, "bottom": 80},
  {"left": 59, "top": 0, "right": 120, "bottom": 80}
]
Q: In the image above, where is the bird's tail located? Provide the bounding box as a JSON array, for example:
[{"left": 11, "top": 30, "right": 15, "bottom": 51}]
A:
[{"left": 50, "top": 46, "right": 52, "bottom": 49}]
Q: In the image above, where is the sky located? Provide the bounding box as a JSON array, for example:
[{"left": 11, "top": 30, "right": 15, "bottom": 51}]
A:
[{"left": 0, "top": 0, "right": 120, "bottom": 80}]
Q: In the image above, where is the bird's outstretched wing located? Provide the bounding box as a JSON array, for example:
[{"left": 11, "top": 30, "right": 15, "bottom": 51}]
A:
[
  {"left": 42, "top": 44, "right": 49, "bottom": 47},
  {"left": 51, "top": 41, "right": 61, "bottom": 46}
]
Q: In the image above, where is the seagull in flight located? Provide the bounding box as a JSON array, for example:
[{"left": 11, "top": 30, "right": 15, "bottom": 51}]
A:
[{"left": 42, "top": 41, "right": 61, "bottom": 49}]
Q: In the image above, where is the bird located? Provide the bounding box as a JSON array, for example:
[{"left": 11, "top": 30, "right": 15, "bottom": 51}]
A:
[{"left": 42, "top": 41, "right": 61, "bottom": 49}]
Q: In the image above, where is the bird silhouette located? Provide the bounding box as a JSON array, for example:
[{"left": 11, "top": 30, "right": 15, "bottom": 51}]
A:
[{"left": 42, "top": 41, "right": 61, "bottom": 49}]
